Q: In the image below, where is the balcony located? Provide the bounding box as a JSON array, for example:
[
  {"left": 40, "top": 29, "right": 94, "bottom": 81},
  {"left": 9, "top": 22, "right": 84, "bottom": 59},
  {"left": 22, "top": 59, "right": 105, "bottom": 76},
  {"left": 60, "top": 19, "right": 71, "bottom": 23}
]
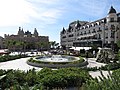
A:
[
  {"left": 97, "top": 30, "right": 102, "bottom": 32},
  {"left": 105, "top": 28, "right": 108, "bottom": 30}
]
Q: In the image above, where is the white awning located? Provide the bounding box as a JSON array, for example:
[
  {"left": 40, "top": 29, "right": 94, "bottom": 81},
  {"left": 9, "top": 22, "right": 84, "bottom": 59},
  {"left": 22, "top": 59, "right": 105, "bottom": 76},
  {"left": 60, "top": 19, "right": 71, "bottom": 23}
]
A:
[
  {"left": 70, "top": 47, "right": 91, "bottom": 51},
  {"left": 78, "top": 34, "right": 96, "bottom": 39}
]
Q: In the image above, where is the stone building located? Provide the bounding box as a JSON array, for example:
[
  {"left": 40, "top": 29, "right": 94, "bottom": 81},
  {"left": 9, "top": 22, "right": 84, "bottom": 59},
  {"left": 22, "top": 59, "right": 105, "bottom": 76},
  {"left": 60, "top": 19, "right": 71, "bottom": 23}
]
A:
[
  {"left": 4, "top": 27, "right": 49, "bottom": 51},
  {"left": 60, "top": 6, "right": 120, "bottom": 49}
]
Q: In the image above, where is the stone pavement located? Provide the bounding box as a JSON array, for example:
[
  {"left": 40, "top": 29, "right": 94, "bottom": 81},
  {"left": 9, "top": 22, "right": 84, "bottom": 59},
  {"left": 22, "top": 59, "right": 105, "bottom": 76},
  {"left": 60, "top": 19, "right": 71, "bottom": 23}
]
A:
[
  {"left": 87, "top": 58, "right": 111, "bottom": 79},
  {"left": 0, "top": 57, "right": 42, "bottom": 71}
]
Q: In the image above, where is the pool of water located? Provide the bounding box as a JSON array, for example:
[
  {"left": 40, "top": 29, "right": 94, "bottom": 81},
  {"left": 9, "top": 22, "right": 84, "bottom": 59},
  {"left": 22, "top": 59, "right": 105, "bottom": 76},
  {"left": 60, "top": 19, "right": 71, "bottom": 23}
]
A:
[{"left": 35, "top": 55, "right": 79, "bottom": 62}]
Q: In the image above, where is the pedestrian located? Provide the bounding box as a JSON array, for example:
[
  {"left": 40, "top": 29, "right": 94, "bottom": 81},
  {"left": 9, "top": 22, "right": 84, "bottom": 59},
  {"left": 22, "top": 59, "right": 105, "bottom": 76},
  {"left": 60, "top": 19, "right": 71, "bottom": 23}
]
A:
[
  {"left": 93, "top": 50, "right": 95, "bottom": 58},
  {"left": 86, "top": 51, "right": 89, "bottom": 61}
]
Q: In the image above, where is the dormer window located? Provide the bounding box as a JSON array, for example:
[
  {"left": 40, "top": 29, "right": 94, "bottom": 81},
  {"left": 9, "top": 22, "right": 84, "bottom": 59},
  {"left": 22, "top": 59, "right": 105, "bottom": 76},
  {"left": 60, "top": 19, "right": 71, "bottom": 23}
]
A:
[
  {"left": 110, "top": 18, "right": 114, "bottom": 22},
  {"left": 108, "top": 6, "right": 116, "bottom": 14}
]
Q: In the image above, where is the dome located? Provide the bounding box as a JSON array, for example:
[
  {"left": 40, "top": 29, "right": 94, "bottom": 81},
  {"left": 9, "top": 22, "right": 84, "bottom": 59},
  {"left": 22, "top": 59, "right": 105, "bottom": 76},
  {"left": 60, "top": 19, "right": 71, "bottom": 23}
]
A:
[{"left": 108, "top": 6, "right": 116, "bottom": 14}]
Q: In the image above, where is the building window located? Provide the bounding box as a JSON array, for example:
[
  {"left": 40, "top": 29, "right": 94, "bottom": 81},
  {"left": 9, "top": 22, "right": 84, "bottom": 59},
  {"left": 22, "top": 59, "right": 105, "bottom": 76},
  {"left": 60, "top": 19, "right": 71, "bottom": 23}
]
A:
[
  {"left": 111, "top": 25, "right": 115, "bottom": 30},
  {"left": 80, "top": 32, "right": 83, "bottom": 35},
  {"left": 105, "top": 33, "right": 108, "bottom": 38},
  {"left": 92, "top": 29, "right": 96, "bottom": 33},
  {"left": 99, "top": 22, "right": 101, "bottom": 25},
  {"left": 98, "top": 27, "right": 102, "bottom": 32},
  {"left": 111, "top": 32, "right": 114, "bottom": 38},
  {"left": 105, "top": 26, "right": 108, "bottom": 30},
  {"left": 98, "top": 34, "right": 101, "bottom": 39},
  {"left": 88, "top": 30, "right": 90, "bottom": 34},
  {"left": 110, "top": 18, "right": 114, "bottom": 22},
  {"left": 99, "top": 27, "right": 100, "bottom": 30}
]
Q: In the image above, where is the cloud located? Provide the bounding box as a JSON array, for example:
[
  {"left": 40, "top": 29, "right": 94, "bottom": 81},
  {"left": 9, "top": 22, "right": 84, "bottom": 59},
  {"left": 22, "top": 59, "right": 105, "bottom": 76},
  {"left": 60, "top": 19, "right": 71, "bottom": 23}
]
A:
[
  {"left": 0, "top": 0, "right": 65, "bottom": 27},
  {"left": 0, "top": 0, "right": 38, "bottom": 27},
  {"left": 28, "top": 0, "right": 60, "bottom": 5},
  {"left": 26, "top": 0, "right": 65, "bottom": 25},
  {"left": 37, "top": 8, "right": 64, "bottom": 25}
]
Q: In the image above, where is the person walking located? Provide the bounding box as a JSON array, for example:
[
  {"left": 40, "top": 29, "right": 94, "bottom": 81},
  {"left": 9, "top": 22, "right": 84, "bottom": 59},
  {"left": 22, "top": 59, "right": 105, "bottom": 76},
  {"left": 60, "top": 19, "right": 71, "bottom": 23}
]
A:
[
  {"left": 93, "top": 50, "right": 95, "bottom": 58},
  {"left": 86, "top": 51, "right": 89, "bottom": 61}
]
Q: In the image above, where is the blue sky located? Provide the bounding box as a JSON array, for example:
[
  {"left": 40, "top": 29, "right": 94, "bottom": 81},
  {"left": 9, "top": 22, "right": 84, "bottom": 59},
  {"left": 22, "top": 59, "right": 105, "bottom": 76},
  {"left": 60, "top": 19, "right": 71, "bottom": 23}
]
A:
[{"left": 0, "top": 0, "right": 120, "bottom": 43}]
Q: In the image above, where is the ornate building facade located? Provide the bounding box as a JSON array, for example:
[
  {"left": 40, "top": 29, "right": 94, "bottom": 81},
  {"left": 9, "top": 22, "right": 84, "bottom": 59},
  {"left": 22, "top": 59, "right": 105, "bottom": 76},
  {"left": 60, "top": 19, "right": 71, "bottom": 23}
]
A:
[
  {"left": 60, "top": 6, "right": 120, "bottom": 49},
  {"left": 4, "top": 27, "right": 49, "bottom": 51}
]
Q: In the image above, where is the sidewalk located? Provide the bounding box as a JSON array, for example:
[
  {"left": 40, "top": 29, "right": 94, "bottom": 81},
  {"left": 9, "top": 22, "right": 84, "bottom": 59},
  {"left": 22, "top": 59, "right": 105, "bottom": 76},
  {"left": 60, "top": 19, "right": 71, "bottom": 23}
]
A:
[
  {"left": 0, "top": 57, "right": 42, "bottom": 71},
  {"left": 87, "top": 58, "right": 106, "bottom": 68},
  {"left": 87, "top": 58, "right": 110, "bottom": 80}
]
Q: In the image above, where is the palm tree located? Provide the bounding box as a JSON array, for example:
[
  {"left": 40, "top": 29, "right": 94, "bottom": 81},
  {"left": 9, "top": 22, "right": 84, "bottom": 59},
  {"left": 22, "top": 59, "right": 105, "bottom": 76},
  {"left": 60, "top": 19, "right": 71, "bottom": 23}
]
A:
[
  {"left": 50, "top": 41, "right": 56, "bottom": 49},
  {"left": 55, "top": 43, "right": 59, "bottom": 49}
]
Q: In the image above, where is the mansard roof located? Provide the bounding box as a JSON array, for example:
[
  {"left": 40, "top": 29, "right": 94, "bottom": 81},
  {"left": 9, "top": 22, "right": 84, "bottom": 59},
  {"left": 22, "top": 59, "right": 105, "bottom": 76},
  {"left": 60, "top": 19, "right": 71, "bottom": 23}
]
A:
[
  {"left": 75, "top": 20, "right": 81, "bottom": 28},
  {"left": 108, "top": 6, "right": 116, "bottom": 14},
  {"left": 25, "top": 31, "right": 31, "bottom": 35},
  {"left": 62, "top": 27, "right": 66, "bottom": 31},
  {"left": 69, "top": 20, "right": 88, "bottom": 27},
  {"left": 61, "top": 27, "right": 66, "bottom": 34}
]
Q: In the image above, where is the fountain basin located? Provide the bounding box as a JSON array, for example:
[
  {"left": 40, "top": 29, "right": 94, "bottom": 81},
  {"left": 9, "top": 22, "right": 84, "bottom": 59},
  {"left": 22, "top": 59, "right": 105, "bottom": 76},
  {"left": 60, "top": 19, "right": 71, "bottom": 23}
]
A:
[{"left": 27, "top": 55, "right": 88, "bottom": 68}]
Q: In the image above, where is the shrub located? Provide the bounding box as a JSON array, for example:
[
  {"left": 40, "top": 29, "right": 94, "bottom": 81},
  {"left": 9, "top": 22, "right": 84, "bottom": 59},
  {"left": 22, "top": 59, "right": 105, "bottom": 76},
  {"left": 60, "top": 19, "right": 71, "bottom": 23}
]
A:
[
  {"left": 0, "top": 54, "right": 28, "bottom": 62},
  {"left": 84, "top": 69, "right": 120, "bottom": 90},
  {"left": 0, "top": 68, "right": 90, "bottom": 89},
  {"left": 38, "top": 67, "right": 90, "bottom": 89},
  {"left": 100, "top": 63, "right": 120, "bottom": 70}
]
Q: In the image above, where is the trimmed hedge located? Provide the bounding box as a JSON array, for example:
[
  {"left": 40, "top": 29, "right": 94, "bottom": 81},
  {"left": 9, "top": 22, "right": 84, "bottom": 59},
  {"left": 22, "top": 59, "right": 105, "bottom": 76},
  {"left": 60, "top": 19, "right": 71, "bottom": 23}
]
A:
[
  {"left": 0, "top": 67, "right": 90, "bottom": 89},
  {"left": 0, "top": 54, "right": 28, "bottom": 62}
]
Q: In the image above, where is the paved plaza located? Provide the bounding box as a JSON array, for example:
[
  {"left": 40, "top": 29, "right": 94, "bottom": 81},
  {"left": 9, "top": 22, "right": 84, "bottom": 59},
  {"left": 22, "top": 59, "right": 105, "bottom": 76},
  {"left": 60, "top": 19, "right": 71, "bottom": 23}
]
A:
[
  {"left": 0, "top": 57, "right": 42, "bottom": 71},
  {"left": 0, "top": 57, "right": 110, "bottom": 78}
]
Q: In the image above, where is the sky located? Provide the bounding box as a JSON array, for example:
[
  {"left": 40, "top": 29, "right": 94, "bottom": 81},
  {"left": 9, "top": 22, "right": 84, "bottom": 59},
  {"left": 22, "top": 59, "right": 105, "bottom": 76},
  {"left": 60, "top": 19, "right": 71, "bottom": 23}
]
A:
[{"left": 0, "top": 0, "right": 120, "bottom": 43}]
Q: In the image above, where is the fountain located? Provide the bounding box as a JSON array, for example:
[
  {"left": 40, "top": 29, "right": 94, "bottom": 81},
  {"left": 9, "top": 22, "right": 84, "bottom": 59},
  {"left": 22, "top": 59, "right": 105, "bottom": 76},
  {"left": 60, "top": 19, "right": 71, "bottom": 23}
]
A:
[
  {"left": 36, "top": 55, "right": 77, "bottom": 62},
  {"left": 50, "top": 55, "right": 68, "bottom": 62},
  {"left": 27, "top": 55, "right": 88, "bottom": 68}
]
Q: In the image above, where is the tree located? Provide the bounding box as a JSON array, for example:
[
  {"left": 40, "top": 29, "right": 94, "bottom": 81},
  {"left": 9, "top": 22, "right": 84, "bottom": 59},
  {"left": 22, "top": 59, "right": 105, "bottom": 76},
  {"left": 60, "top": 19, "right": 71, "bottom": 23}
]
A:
[
  {"left": 49, "top": 41, "right": 55, "bottom": 49},
  {"left": 55, "top": 43, "right": 59, "bottom": 49},
  {"left": 4, "top": 40, "right": 17, "bottom": 52},
  {"left": 36, "top": 41, "right": 49, "bottom": 51},
  {"left": 117, "top": 40, "right": 120, "bottom": 48},
  {"left": 49, "top": 41, "right": 59, "bottom": 49}
]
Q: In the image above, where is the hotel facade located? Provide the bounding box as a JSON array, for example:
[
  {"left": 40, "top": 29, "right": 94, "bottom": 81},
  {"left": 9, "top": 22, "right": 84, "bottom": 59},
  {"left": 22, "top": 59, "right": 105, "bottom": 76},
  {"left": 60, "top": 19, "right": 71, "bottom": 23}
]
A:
[{"left": 60, "top": 6, "right": 120, "bottom": 49}]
